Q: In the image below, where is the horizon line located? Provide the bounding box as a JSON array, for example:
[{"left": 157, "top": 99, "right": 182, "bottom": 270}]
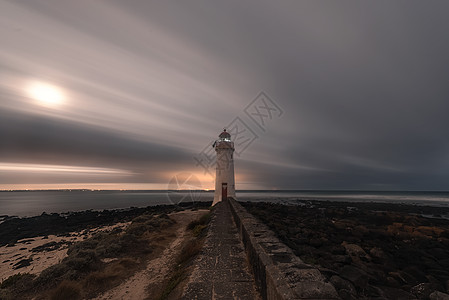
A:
[{"left": 1, "top": 189, "right": 449, "bottom": 193}]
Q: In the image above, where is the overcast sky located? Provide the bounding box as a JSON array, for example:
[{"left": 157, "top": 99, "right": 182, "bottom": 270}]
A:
[{"left": 1, "top": 0, "right": 449, "bottom": 190}]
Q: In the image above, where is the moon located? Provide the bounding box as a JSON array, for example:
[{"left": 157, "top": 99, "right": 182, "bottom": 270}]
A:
[{"left": 26, "top": 81, "right": 65, "bottom": 107}]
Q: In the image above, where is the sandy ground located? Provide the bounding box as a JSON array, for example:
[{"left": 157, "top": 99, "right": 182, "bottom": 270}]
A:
[
  {"left": 95, "top": 209, "right": 208, "bottom": 300},
  {"left": 0, "top": 222, "right": 129, "bottom": 282}
]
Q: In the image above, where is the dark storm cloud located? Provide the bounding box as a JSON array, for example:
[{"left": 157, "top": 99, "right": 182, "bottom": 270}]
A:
[
  {"left": 0, "top": 110, "right": 193, "bottom": 183},
  {"left": 0, "top": 110, "right": 189, "bottom": 165},
  {"left": 1, "top": 0, "right": 449, "bottom": 189}
]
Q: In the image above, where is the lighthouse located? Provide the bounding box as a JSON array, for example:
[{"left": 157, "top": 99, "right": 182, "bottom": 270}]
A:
[{"left": 213, "top": 129, "right": 236, "bottom": 206}]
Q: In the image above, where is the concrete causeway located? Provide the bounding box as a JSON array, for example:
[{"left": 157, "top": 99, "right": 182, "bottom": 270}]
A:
[
  {"left": 182, "top": 199, "right": 339, "bottom": 300},
  {"left": 182, "top": 200, "right": 261, "bottom": 299}
]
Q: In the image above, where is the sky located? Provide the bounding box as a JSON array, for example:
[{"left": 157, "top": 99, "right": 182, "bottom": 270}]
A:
[{"left": 1, "top": 0, "right": 449, "bottom": 191}]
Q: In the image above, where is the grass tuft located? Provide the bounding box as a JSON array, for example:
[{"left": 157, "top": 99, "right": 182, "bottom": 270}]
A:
[
  {"left": 176, "top": 239, "right": 203, "bottom": 265},
  {"left": 186, "top": 212, "right": 211, "bottom": 231},
  {"left": 50, "top": 280, "right": 81, "bottom": 300}
]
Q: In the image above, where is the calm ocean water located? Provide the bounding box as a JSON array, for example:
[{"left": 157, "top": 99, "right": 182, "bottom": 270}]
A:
[{"left": 1, "top": 190, "right": 449, "bottom": 217}]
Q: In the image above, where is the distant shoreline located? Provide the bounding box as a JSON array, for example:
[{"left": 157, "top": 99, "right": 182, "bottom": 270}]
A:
[
  {"left": 1, "top": 189, "right": 449, "bottom": 192},
  {"left": 2, "top": 190, "right": 449, "bottom": 218}
]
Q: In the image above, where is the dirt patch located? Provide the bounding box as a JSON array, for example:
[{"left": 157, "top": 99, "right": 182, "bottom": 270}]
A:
[{"left": 94, "top": 209, "right": 208, "bottom": 300}]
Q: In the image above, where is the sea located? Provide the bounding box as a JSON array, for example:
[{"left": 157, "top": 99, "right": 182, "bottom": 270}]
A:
[{"left": 1, "top": 190, "right": 449, "bottom": 218}]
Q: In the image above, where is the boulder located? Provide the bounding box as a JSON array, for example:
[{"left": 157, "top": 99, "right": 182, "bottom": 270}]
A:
[
  {"left": 430, "top": 291, "right": 449, "bottom": 300},
  {"left": 309, "top": 237, "right": 323, "bottom": 247},
  {"left": 342, "top": 242, "right": 367, "bottom": 257},
  {"left": 365, "top": 284, "right": 385, "bottom": 298},
  {"left": 417, "top": 226, "right": 445, "bottom": 237},
  {"left": 353, "top": 225, "right": 369, "bottom": 238},
  {"left": 330, "top": 275, "right": 357, "bottom": 295},
  {"left": 330, "top": 244, "right": 346, "bottom": 255},
  {"left": 428, "top": 247, "right": 448, "bottom": 260},
  {"left": 340, "top": 265, "right": 370, "bottom": 288},
  {"left": 380, "top": 286, "right": 416, "bottom": 300},
  {"left": 411, "top": 283, "right": 433, "bottom": 299},
  {"left": 388, "top": 271, "right": 418, "bottom": 286},
  {"left": 386, "top": 276, "right": 400, "bottom": 287},
  {"left": 333, "top": 255, "right": 352, "bottom": 264},
  {"left": 370, "top": 247, "right": 387, "bottom": 259},
  {"left": 338, "top": 289, "right": 358, "bottom": 300}
]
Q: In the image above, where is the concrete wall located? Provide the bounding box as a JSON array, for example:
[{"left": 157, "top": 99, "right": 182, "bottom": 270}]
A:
[{"left": 228, "top": 198, "right": 340, "bottom": 300}]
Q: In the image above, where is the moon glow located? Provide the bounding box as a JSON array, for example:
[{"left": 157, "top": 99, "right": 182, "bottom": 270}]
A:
[{"left": 26, "top": 81, "right": 65, "bottom": 107}]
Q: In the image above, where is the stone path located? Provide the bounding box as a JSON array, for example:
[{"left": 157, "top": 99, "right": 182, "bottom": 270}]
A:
[{"left": 182, "top": 200, "right": 261, "bottom": 300}]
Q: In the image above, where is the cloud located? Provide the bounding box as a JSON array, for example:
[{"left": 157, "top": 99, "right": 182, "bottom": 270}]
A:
[{"left": 1, "top": 0, "right": 449, "bottom": 189}]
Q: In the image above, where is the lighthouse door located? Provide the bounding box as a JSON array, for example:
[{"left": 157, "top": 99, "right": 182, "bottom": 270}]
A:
[{"left": 222, "top": 183, "right": 227, "bottom": 201}]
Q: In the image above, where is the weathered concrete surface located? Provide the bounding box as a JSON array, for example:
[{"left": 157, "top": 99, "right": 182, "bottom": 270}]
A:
[
  {"left": 229, "top": 199, "right": 340, "bottom": 300},
  {"left": 182, "top": 200, "right": 261, "bottom": 299}
]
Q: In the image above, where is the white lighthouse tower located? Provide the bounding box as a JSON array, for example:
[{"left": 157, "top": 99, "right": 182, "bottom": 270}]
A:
[{"left": 213, "top": 129, "right": 236, "bottom": 206}]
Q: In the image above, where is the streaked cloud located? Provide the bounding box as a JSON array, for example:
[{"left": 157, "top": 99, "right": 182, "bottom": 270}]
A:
[
  {"left": 1, "top": 0, "right": 449, "bottom": 190},
  {"left": 0, "top": 163, "right": 132, "bottom": 175}
]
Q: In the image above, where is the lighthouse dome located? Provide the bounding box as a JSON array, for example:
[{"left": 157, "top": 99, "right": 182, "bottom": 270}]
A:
[{"left": 219, "top": 129, "right": 231, "bottom": 140}]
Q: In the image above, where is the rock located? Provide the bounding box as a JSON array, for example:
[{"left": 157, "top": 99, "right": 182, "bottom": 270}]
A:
[
  {"left": 330, "top": 245, "right": 346, "bottom": 255},
  {"left": 333, "top": 255, "right": 352, "bottom": 264},
  {"left": 353, "top": 225, "right": 369, "bottom": 238},
  {"left": 430, "top": 291, "right": 449, "bottom": 300},
  {"left": 389, "top": 271, "right": 418, "bottom": 285},
  {"left": 428, "top": 269, "right": 449, "bottom": 277},
  {"left": 417, "top": 226, "right": 445, "bottom": 237},
  {"left": 429, "top": 248, "right": 448, "bottom": 260},
  {"left": 439, "top": 238, "right": 449, "bottom": 248},
  {"left": 318, "top": 267, "right": 339, "bottom": 276},
  {"left": 421, "top": 256, "right": 443, "bottom": 270},
  {"left": 309, "top": 237, "right": 323, "bottom": 247},
  {"left": 440, "top": 258, "right": 449, "bottom": 269},
  {"left": 365, "top": 284, "right": 385, "bottom": 298},
  {"left": 427, "top": 275, "right": 446, "bottom": 292},
  {"left": 370, "top": 247, "right": 387, "bottom": 259},
  {"left": 403, "top": 266, "right": 428, "bottom": 283},
  {"left": 340, "top": 265, "right": 370, "bottom": 288},
  {"left": 380, "top": 286, "right": 416, "bottom": 300},
  {"left": 364, "top": 266, "right": 387, "bottom": 283},
  {"left": 292, "top": 281, "right": 339, "bottom": 299},
  {"left": 333, "top": 220, "right": 349, "bottom": 230},
  {"left": 386, "top": 276, "right": 400, "bottom": 287},
  {"left": 342, "top": 242, "right": 367, "bottom": 257},
  {"left": 338, "top": 289, "right": 358, "bottom": 300},
  {"left": 330, "top": 275, "right": 357, "bottom": 295},
  {"left": 411, "top": 283, "right": 433, "bottom": 299},
  {"left": 403, "top": 225, "right": 414, "bottom": 233}
]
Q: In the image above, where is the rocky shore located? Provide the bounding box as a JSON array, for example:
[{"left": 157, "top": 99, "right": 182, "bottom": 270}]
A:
[{"left": 242, "top": 200, "right": 449, "bottom": 300}]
